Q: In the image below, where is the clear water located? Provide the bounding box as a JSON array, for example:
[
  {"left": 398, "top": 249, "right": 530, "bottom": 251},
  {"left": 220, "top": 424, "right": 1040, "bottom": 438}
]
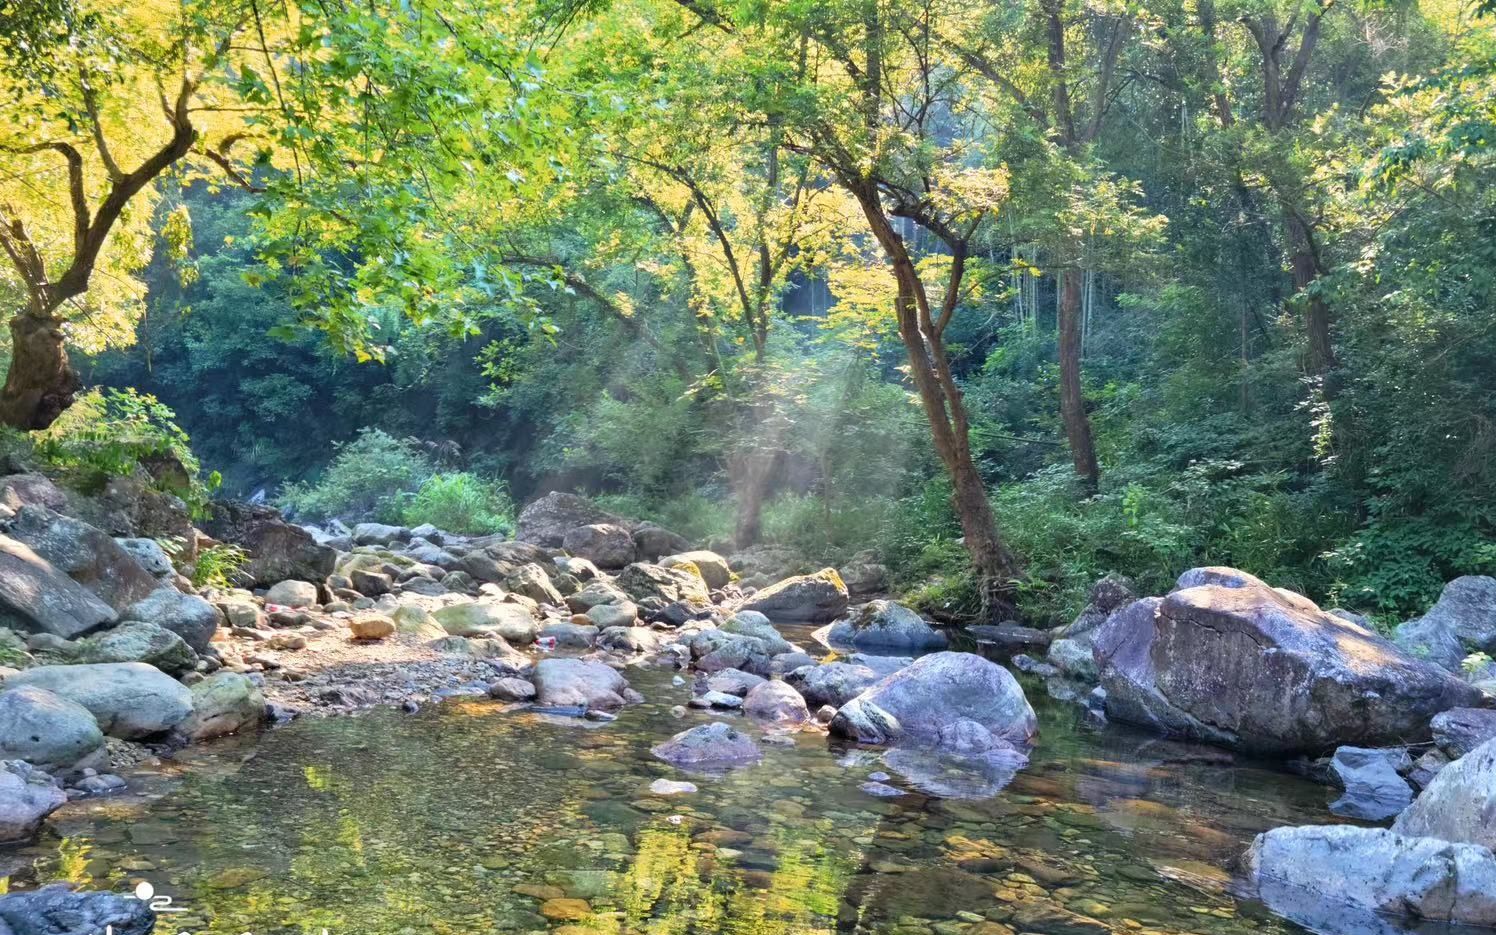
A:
[{"left": 10, "top": 654, "right": 1356, "bottom": 935}]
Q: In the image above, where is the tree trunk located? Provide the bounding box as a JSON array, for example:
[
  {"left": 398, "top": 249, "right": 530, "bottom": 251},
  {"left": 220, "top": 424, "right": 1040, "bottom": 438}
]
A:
[
  {"left": 730, "top": 447, "right": 777, "bottom": 547},
  {"left": 0, "top": 312, "right": 80, "bottom": 430},
  {"left": 1057, "top": 269, "right": 1100, "bottom": 492},
  {"left": 1284, "top": 211, "right": 1334, "bottom": 380}
]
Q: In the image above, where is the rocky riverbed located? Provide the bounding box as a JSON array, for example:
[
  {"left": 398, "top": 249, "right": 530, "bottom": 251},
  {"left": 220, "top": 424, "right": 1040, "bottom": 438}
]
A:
[{"left": 1, "top": 475, "right": 1495, "bottom": 934}]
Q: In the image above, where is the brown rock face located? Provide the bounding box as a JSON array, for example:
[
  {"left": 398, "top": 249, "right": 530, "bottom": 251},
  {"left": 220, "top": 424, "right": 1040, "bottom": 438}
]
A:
[
  {"left": 203, "top": 502, "right": 336, "bottom": 587},
  {"left": 1095, "top": 568, "right": 1481, "bottom": 755}
]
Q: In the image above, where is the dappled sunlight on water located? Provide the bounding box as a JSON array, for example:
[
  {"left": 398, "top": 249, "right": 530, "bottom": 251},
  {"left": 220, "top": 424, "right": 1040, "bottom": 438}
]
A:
[{"left": 7, "top": 667, "right": 1363, "bottom": 935}]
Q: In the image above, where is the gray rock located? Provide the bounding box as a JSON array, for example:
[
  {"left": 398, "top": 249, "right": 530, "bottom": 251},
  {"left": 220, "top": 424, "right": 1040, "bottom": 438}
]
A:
[
  {"left": 433, "top": 601, "right": 538, "bottom": 644},
  {"left": 554, "top": 555, "right": 601, "bottom": 582},
  {"left": 786, "top": 662, "right": 879, "bottom": 709},
  {"left": 596, "top": 625, "right": 665, "bottom": 654},
  {"left": 1046, "top": 637, "right": 1097, "bottom": 681},
  {"left": 618, "top": 562, "right": 710, "bottom": 605},
  {"left": 689, "top": 631, "right": 772, "bottom": 676},
  {"left": 8, "top": 506, "right": 158, "bottom": 612},
  {"left": 1329, "top": 746, "right": 1414, "bottom": 820},
  {"left": 650, "top": 721, "right": 761, "bottom": 769},
  {"left": 1094, "top": 573, "right": 1481, "bottom": 754},
  {"left": 562, "top": 523, "right": 636, "bottom": 569},
  {"left": 585, "top": 602, "right": 638, "bottom": 628},
  {"left": 1431, "top": 707, "right": 1496, "bottom": 759},
  {"left": 74, "top": 621, "right": 197, "bottom": 676},
  {"left": 178, "top": 672, "right": 265, "bottom": 741},
  {"left": 1394, "top": 576, "right": 1496, "bottom": 671},
  {"left": 566, "top": 580, "right": 631, "bottom": 613},
  {"left": 517, "top": 492, "right": 624, "bottom": 547},
  {"left": 532, "top": 658, "right": 633, "bottom": 713},
  {"left": 539, "top": 622, "right": 598, "bottom": 649},
  {"left": 631, "top": 523, "right": 690, "bottom": 561},
  {"left": 114, "top": 538, "right": 173, "bottom": 577},
  {"left": 0, "top": 473, "right": 67, "bottom": 512},
  {"left": 831, "top": 651, "right": 1037, "bottom": 751},
  {"left": 503, "top": 563, "right": 565, "bottom": 607},
  {"left": 705, "top": 668, "right": 766, "bottom": 697},
  {"left": 265, "top": 580, "right": 318, "bottom": 608},
  {"left": 817, "top": 600, "right": 945, "bottom": 651},
  {"left": 770, "top": 651, "right": 817, "bottom": 675},
  {"left": 743, "top": 680, "right": 808, "bottom": 724},
  {"left": 203, "top": 501, "right": 336, "bottom": 587},
  {"left": 0, "top": 760, "right": 65, "bottom": 843},
  {"left": 846, "top": 653, "right": 913, "bottom": 676},
  {"left": 662, "top": 551, "right": 731, "bottom": 590},
  {"left": 738, "top": 568, "right": 848, "bottom": 623},
  {"left": 5, "top": 663, "right": 193, "bottom": 739},
  {"left": 692, "top": 690, "right": 743, "bottom": 710},
  {"left": 720, "top": 615, "right": 793, "bottom": 655},
  {"left": 405, "top": 542, "right": 459, "bottom": 568},
  {"left": 0, "top": 884, "right": 155, "bottom": 935},
  {"left": 120, "top": 586, "right": 221, "bottom": 652},
  {"left": 0, "top": 686, "right": 106, "bottom": 773},
  {"left": 0, "top": 535, "right": 116, "bottom": 638},
  {"left": 350, "top": 568, "right": 392, "bottom": 596},
  {"left": 488, "top": 678, "right": 536, "bottom": 702},
  {"left": 1409, "top": 748, "right": 1450, "bottom": 790},
  {"left": 1248, "top": 824, "right": 1496, "bottom": 928},
  {"left": 1394, "top": 736, "right": 1496, "bottom": 850},
  {"left": 352, "top": 523, "right": 410, "bottom": 546}
]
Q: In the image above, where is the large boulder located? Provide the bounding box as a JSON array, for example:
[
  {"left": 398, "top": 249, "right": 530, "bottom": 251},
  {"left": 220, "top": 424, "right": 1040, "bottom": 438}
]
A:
[
  {"left": 0, "top": 473, "right": 67, "bottom": 513},
  {"left": 5, "top": 663, "right": 193, "bottom": 739},
  {"left": 531, "top": 658, "right": 633, "bottom": 712},
  {"left": 618, "top": 562, "right": 710, "bottom": 605},
  {"left": 632, "top": 523, "right": 690, "bottom": 561},
  {"left": 785, "top": 662, "right": 880, "bottom": 709},
  {"left": 8, "top": 506, "right": 158, "bottom": 612},
  {"left": 1393, "top": 736, "right": 1496, "bottom": 850},
  {"left": 0, "top": 686, "right": 107, "bottom": 773},
  {"left": 516, "top": 492, "right": 623, "bottom": 547},
  {"left": 503, "top": 563, "right": 565, "bottom": 607},
  {"left": 651, "top": 722, "right": 761, "bottom": 769},
  {"left": 720, "top": 613, "right": 793, "bottom": 655},
  {"left": 203, "top": 501, "right": 337, "bottom": 587},
  {"left": 0, "top": 761, "right": 64, "bottom": 843},
  {"left": 265, "top": 580, "right": 318, "bottom": 608},
  {"left": 352, "top": 522, "right": 410, "bottom": 546},
  {"left": 830, "top": 651, "right": 1037, "bottom": 750},
  {"left": 562, "top": 524, "right": 636, "bottom": 570},
  {"left": 662, "top": 551, "right": 731, "bottom": 590},
  {"left": 178, "top": 672, "right": 266, "bottom": 741},
  {"left": 817, "top": 600, "right": 946, "bottom": 651},
  {"left": 566, "top": 580, "right": 631, "bottom": 613},
  {"left": 1394, "top": 576, "right": 1496, "bottom": 672},
  {"left": 1432, "top": 707, "right": 1496, "bottom": 759},
  {"left": 1093, "top": 571, "right": 1482, "bottom": 755},
  {"left": 0, "top": 885, "right": 156, "bottom": 935},
  {"left": 1328, "top": 746, "right": 1413, "bottom": 820},
  {"left": 0, "top": 534, "right": 116, "bottom": 638},
  {"left": 738, "top": 569, "right": 848, "bottom": 623},
  {"left": 114, "top": 537, "right": 173, "bottom": 578},
  {"left": 74, "top": 621, "right": 197, "bottom": 676},
  {"left": 1247, "top": 825, "right": 1496, "bottom": 928},
  {"left": 433, "top": 601, "right": 539, "bottom": 644},
  {"left": 743, "top": 680, "right": 809, "bottom": 724},
  {"left": 120, "top": 586, "right": 222, "bottom": 653}
]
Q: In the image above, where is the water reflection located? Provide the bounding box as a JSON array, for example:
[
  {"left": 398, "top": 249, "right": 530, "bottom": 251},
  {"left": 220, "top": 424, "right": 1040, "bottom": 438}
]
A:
[{"left": 8, "top": 665, "right": 1372, "bottom": 935}]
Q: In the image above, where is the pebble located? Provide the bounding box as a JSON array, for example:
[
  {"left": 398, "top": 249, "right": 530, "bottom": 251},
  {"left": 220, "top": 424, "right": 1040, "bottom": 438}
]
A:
[{"left": 649, "top": 779, "right": 698, "bottom": 795}]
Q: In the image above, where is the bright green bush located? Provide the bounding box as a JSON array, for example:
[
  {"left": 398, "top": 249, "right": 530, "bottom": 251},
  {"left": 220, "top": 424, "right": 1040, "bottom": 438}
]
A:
[
  {"left": 398, "top": 472, "right": 514, "bottom": 535},
  {"left": 278, "top": 429, "right": 434, "bottom": 522},
  {"left": 192, "top": 543, "right": 251, "bottom": 589},
  {"left": 594, "top": 492, "right": 734, "bottom": 545}
]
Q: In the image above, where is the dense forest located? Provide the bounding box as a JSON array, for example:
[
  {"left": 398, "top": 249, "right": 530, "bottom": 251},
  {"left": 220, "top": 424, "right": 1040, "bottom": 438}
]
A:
[{"left": 3, "top": 0, "right": 1494, "bottom": 625}]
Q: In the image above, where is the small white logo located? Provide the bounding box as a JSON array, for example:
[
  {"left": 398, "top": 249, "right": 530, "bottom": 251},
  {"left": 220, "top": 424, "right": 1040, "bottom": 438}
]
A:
[{"left": 132, "top": 880, "right": 187, "bottom": 914}]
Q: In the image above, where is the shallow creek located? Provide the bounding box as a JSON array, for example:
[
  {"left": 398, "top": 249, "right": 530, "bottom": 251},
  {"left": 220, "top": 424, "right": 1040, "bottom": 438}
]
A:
[{"left": 3, "top": 636, "right": 1406, "bottom": 935}]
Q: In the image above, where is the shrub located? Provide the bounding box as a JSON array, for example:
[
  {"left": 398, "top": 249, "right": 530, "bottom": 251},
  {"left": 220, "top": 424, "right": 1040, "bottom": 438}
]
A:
[
  {"left": 279, "top": 429, "right": 434, "bottom": 522},
  {"left": 192, "top": 543, "right": 251, "bottom": 590},
  {"left": 594, "top": 492, "right": 734, "bottom": 545},
  {"left": 398, "top": 472, "right": 514, "bottom": 535}
]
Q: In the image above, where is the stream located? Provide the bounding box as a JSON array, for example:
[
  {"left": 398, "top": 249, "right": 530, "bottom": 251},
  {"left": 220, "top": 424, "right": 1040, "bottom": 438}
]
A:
[{"left": 3, "top": 635, "right": 1396, "bottom": 935}]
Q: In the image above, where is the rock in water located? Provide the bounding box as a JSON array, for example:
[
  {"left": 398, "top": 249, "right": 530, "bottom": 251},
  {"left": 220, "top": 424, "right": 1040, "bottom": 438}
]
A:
[
  {"left": 1393, "top": 575, "right": 1496, "bottom": 672},
  {"left": 816, "top": 600, "right": 946, "bottom": 651},
  {"left": 532, "top": 658, "right": 632, "bottom": 713},
  {"left": 516, "top": 492, "right": 624, "bottom": 547},
  {"left": 0, "top": 534, "right": 116, "bottom": 638},
  {"left": 743, "top": 680, "right": 809, "bottom": 724},
  {"left": 738, "top": 569, "right": 849, "bottom": 623},
  {"left": 6, "top": 663, "right": 193, "bottom": 739},
  {"left": 0, "top": 884, "right": 156, "bottom": 935},
  {"left": 1247, "top": 825, "right": 1496, "bottom": 928},
  {"left": 0, "top": 686, "right": 107, "bottom": 773},
  {"left": 0, "top": 760, "right": 65, "bottom": 843},
  {"left": 830, "top": 651, "right": 1037, "bottom": 749},
  {"left": 1328, "top": 746, "right": 1413, "bottom": 820},
  {"left": 1093, "top": 570, "right": 1481, "bottom": 754},
  {"left": 562, "top": 524, "right": 637, "bottom": 569},
  {"left": 786, "top": 662, "right": 880, "bottom": 709},
  {"left": 179, "top": 672, "right": 266, "bottom": 742},
  {"left": 1393, "top": 736, "right": 1496, "bottom": 850},
  {"left": 651, "top": 722, "right": 761, "bottom": 769},
  {"left": 1431, "top": 707, "right": 1496, "bottom": 759}
]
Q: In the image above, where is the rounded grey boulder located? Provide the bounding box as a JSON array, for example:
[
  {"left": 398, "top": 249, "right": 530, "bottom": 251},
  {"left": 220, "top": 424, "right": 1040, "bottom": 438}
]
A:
[
  {"left": 1393, "top": 735, "right": 1496, "bottom": 850},
  {"left": 0, "top": 760, "right": 65, "bottom": 843},
  {"left": 830, "top": 651, "right": 1036, "bottom": 749},
  {"left": 651, "top": 721, "right": 761, "bottom": 769},
  {"left": 5, "top": 663, "right": 193, "bottom": 739},
  {"left": 532, "top": 658, "right": 633, "bottom": 713},
  {"left": 0, "top": 884, "right": 156, "bottom": 935},
  {"left": 0, "top": 686, "right": 106, "bottom": 773},
  {"left": 817, "top": 600, "right": 947, "bottom": 651}
]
